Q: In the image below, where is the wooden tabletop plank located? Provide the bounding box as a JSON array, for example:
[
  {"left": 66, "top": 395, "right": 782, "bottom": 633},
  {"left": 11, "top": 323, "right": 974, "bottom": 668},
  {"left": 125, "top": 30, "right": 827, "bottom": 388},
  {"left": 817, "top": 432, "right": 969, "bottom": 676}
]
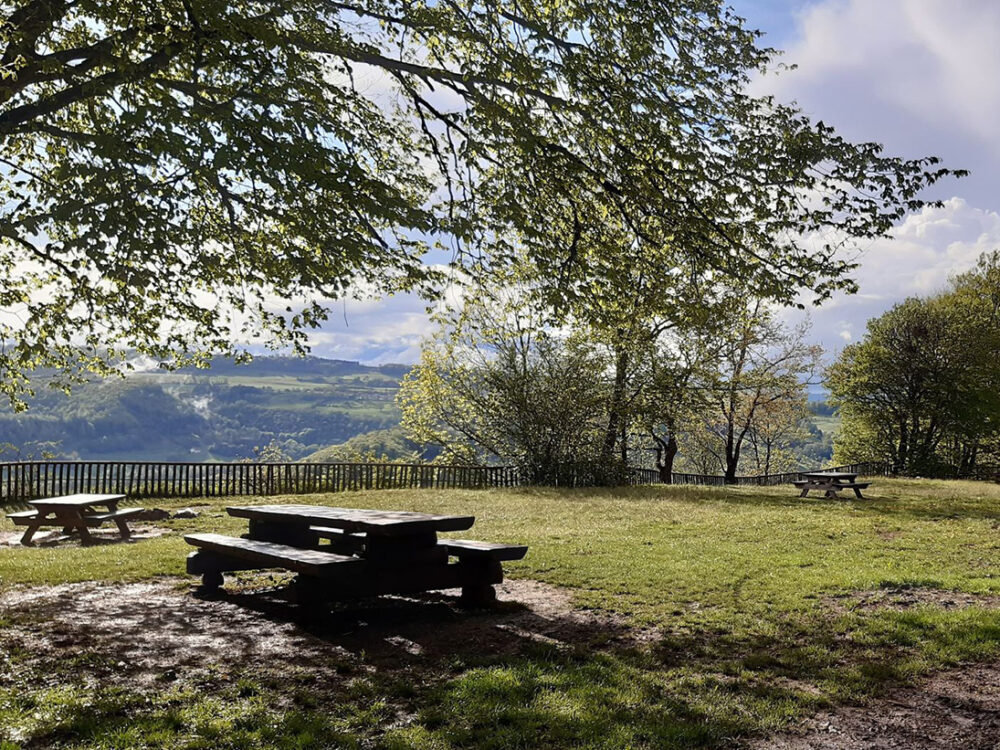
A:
[
  {"left": 802, "top": 472, "right": 857, "bottom": 480},
  {"left": 29, "top": 493, "right": 125, "bottom": 508},
  {"left": 227, "top": 504, "right": 476, "bottom": 535}
]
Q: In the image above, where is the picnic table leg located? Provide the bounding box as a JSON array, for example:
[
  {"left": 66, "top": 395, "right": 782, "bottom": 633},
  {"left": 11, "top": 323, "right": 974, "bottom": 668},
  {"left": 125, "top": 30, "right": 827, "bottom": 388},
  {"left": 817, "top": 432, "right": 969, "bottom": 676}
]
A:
[
  {"left": 460, "top": 584, "right": 497, "bottom": 606},
  {"left": 77, "top": 523, "right": 95, "bottom": 545},
  {"left": 799, "top": 487, "right": 810, "bottom": 498},
  {"left": 114, "top": 517, "right": 133, "bottom": 540},
  {"left": 62, "top": 510, "right": 95, "bottom": 545},
  {"left": 459, "top": 559, "right": 503, "bottom": 607},
  {"left": 853, "top": 486, "right": 865, "bottom": 499},
  {"left": 201, "top": 570, "right": 224, "bottom": 592},
  {"left": 19, "top": 521, "right": 42, "bottom": 546}
]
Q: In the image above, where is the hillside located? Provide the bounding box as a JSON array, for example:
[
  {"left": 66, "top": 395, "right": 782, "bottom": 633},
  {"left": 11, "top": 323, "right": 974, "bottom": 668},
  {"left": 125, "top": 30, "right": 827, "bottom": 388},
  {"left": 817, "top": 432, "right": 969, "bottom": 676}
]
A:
[{"left": 0, "top": 356, "right": 410, "bottom": 462}]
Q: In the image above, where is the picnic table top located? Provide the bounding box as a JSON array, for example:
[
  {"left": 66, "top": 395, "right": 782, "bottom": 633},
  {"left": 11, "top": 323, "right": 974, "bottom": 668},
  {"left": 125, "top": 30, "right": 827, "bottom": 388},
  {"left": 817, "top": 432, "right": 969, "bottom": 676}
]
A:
[
  {"left": 802, "top": 471, "right": 857, "bottom": 481},
  {"left": 29, "top": 493, "right": 125, "bottom": 508},
  {"left": 227, "top": 504, "right": 476, "bottom": 536}
]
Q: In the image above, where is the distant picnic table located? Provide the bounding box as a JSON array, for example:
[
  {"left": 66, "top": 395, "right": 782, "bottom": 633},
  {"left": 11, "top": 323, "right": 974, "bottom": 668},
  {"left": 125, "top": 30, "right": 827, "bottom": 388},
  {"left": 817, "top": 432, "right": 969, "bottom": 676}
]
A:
[
  {"left": 9, "top": 494, "right": 144, "bottom": 546},
  {"left": 793, "top": 471, "right": 871, "bottom": 500},
  {"left": 185, "top": 504, "right": 528, "bottom": 606}
]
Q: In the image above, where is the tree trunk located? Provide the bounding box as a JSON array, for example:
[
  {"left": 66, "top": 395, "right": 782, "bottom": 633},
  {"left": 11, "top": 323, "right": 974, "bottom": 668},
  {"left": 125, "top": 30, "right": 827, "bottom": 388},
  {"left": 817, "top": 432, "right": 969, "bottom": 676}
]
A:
[
  {"left": 601, "top": 347, "right": 629, "bottom": 469},
  {"left": 724, "top": 425, "right": 741, "bottom": 483},
  {"left": 724, "top": 452, "right": 740, "bottom": 483},
  {"left": 896, "top": 421, "right": 909, "bottom": 475},
  {"left": 653, "top": 431, "right": 678, "bottom": 484}
]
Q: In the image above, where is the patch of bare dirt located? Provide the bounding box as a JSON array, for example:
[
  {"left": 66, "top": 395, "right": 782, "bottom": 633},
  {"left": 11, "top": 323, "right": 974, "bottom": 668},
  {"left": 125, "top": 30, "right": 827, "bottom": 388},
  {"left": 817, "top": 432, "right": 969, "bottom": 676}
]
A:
[
  {"left": 824, "top": 586, "right": 1000, "bottom": 614},
  {"left": 750, "top": 663, "right": 1000, "bottom": 749},
  {"left": 0, "top": 525, "right": 172, "bottom": 547},
  {"left": 0, "top": 576, "right": 649, "bottom": 695}
]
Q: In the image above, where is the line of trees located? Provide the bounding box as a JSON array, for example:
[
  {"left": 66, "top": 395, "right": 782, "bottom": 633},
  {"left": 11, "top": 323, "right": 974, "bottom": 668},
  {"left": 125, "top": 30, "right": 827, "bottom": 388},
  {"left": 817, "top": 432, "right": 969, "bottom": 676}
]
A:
[
  {"left": 397, "top": 278, "right": 823, "bottom": 484},
  {"left": 829, "top": 251, "right": 1000, "bottom": 477}
]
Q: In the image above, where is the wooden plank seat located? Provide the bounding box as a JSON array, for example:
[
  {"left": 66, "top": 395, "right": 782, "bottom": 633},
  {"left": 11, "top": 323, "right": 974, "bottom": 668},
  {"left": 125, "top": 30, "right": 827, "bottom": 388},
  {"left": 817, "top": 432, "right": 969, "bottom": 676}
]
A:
[
  {"left": 186, "top": 533, "right": 361, "bottom": 576},
  {"left": 791, "top": 480, "right": 811, "bottom": 488},
  {"left": 6, "top": 510, "right": 39, "bottom": 524},
  {"left": 9, "top": 507, "right": 145, "bottom": 526},
  {"left": 441, "top": 539, "right": 529, "bottom": 561},
  {"left": 79, "top": 508, "right": 146, "bottom": 525},
  {"left": 311, "top": 528, "right": 529, "bottom": 562}
]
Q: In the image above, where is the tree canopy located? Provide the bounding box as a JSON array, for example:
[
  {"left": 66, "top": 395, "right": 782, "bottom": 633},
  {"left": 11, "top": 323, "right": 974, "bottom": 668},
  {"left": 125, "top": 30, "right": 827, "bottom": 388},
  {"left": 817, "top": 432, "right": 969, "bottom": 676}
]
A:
[
  {"left": 1, "top": 0, "right": 962, "bottom": 407},
  {"left": 830, "top": 252, "right": 1000, "bottom": 476}
]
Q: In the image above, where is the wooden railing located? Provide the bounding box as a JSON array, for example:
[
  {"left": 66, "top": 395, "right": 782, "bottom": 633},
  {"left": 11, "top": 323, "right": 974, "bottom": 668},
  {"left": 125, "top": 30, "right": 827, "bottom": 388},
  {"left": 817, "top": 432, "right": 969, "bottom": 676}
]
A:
[
  {"left": 0, "top": 458, "right": 892, "bottom": 505},
  {"left": 0, "top": 461, "right": 520, "bottom": 504}
]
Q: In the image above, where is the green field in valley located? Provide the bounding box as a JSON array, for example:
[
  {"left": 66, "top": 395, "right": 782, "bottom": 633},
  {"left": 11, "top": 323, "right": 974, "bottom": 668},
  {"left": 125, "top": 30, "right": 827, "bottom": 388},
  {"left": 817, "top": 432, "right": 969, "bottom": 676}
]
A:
[{"left": 0, "top": 357, "right": 409, "bottom": 463}]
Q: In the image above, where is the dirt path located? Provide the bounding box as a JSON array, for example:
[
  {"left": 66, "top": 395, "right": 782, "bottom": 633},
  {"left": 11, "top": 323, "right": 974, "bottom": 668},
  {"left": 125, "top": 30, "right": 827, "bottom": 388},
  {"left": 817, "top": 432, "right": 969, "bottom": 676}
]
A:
[
  {"left": 0, "top": 577, "right": 650, "bottom": 691},
  {"left": 750, "top": 665, "right": 1000, "bottom": 749},
  {"left": 6, "top": 579, "right": 1000, "bottom": 747}
]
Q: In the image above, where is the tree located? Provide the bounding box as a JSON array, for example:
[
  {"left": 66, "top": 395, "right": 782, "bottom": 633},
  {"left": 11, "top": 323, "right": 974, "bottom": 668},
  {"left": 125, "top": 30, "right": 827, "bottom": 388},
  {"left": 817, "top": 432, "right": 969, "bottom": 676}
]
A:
[
  {"left": 397, "top": 292, "right": 614, "bottom": 483},
  {"left": 830, "top": 253, "right": 1000, "bottom": 476},
  {"left": 744, "top": 392, "right": 809, "bottom": 475},
  {"left": 633, "top": 324, "right": 721, "bottom": 482},
  {"left": 693, "top": 300, "right": 821, "bottom": 482},
  {"left": 830, "top": 298, "right": 967, "bottom": 475},
  {"left": 1, "top": 0, "right": 961, "bottom": 408}
]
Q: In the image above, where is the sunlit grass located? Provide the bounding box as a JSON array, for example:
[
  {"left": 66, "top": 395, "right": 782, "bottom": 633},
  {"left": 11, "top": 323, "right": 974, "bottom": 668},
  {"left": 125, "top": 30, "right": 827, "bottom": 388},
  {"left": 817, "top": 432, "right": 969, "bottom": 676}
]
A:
[{"left": 3, "top": 477, "right": 1000, "bottom": 747}]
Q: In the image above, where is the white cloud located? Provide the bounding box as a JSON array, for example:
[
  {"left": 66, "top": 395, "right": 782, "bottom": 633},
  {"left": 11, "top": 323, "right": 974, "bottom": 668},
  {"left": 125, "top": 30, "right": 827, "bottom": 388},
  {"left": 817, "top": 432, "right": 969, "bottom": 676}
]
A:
[
  {"left": 794, "top": 197, "right": 1000, "bottom": 357},
  {"left": 758, "top": 0, "right": 1000, "bottom": 205},
  {"left": 749, "top": 0, "right": 1000, "bottom": 359}
]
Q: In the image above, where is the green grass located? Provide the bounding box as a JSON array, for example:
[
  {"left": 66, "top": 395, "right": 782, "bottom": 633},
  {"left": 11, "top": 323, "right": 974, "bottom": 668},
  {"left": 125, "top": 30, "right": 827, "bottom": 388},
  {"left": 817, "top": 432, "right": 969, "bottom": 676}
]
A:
[{"left": 3, "top": 478, "right": 1000, "bottom": 748}]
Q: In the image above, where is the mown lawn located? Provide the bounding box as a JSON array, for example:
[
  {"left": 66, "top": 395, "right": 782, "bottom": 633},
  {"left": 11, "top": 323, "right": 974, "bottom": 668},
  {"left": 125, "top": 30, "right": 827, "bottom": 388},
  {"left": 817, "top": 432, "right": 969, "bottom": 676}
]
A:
[{"left": 3, "top": 478, "right": 1000, "bottom": 748}]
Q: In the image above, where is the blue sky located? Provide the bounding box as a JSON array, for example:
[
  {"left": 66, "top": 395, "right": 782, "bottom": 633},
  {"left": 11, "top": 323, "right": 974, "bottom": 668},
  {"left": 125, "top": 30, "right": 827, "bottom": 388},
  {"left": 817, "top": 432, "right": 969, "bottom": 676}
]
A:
[{"left": 305, "top": 0, "right": 1000, "bottom": 365}]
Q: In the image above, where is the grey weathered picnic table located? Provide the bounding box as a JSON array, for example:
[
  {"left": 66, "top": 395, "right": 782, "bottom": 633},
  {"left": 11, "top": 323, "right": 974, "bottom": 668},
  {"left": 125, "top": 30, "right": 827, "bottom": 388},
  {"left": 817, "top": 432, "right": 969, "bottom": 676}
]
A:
[
  {"left": 8, "top": 493, "right": 145, "bottom": 546},
  {"left": 793, "top": 471, "right": 871, "bottom": 499},
  {"left": 185, "top": 504, "right": 528, "bottom": 606}
]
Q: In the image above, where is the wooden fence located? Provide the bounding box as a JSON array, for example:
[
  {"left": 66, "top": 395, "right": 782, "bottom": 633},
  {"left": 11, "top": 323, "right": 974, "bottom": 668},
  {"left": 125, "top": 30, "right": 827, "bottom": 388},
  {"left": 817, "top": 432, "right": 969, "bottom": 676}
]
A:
[
  {"left": 0, "top": 461, "right": 520, "bottom": 504},
  {"left": 0, "top": 459, "right": 892, "bottom": 505}
]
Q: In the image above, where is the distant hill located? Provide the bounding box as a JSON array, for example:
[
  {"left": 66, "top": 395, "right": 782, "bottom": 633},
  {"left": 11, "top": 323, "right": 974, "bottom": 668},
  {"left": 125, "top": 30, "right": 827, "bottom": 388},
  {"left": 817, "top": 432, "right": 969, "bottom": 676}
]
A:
[
  {"left": 0, "top": 356, "right": 413, "bottom": 462},
  {"left": 302, "top": 426, "right": 438, "bottom": 463}
]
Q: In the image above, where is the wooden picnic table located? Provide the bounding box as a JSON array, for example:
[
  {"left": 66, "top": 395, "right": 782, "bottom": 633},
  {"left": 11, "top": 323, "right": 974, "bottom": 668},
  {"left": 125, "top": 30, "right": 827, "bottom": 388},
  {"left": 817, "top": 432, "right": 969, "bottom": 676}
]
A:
[
  {"left": 9, "top": 494, "right": 145, "bottom": 546},
  {"left": 185, "top": 504, "right": 527, "bottom": 606},
  {"left": 793, "top": 471, "right": 871, "bottom": 500}
]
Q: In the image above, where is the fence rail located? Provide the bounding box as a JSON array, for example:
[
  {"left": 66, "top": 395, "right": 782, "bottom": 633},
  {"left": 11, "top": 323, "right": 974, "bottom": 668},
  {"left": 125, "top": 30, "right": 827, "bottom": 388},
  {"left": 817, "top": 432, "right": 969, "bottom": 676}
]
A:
[
  {"left": 0, "top": 459, "right": 893, "bottom": 505},
  {"left": 0, "top": 461, "right": 520, "bottom": 504}
]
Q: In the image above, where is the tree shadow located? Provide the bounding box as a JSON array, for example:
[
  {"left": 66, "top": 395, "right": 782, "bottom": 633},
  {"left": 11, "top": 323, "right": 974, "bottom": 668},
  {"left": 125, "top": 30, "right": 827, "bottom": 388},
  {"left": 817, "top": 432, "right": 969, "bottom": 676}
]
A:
[{"left": 7, "top": 577, "right": 1000, "bottom": 749}]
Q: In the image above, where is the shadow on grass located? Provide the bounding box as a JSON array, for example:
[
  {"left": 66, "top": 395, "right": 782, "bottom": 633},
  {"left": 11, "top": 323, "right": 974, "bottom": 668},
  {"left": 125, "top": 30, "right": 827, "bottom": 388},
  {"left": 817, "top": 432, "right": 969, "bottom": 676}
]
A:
[{"left": 7, "top": 578, "right": 1000, "bottom": 749}]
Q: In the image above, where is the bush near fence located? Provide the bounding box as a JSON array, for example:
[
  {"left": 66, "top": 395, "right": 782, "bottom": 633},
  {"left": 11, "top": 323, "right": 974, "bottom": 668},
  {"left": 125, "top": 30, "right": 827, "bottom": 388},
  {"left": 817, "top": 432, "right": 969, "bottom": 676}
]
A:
[{"left": 0, "top": 459, "right": 893, "bottom": 504}]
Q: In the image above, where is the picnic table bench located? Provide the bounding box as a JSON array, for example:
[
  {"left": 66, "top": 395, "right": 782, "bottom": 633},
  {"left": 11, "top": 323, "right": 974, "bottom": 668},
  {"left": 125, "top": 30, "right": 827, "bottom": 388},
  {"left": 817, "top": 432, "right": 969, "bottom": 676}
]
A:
[
  {"left": 9, "top": 494, "right": 144, "bottom": 546},
  {"left": 793, "top": 471, "right": 871, "bottom": 499},
  {"left": 185, "top": 504, "right": 528, "bottom": 606}
]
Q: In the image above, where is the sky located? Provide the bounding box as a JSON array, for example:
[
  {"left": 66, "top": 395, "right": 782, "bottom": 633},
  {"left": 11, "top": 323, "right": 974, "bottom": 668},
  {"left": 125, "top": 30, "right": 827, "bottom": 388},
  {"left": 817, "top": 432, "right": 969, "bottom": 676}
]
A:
[{"left": 304, "top": 0, "right": 1000, "bottom": 365}]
